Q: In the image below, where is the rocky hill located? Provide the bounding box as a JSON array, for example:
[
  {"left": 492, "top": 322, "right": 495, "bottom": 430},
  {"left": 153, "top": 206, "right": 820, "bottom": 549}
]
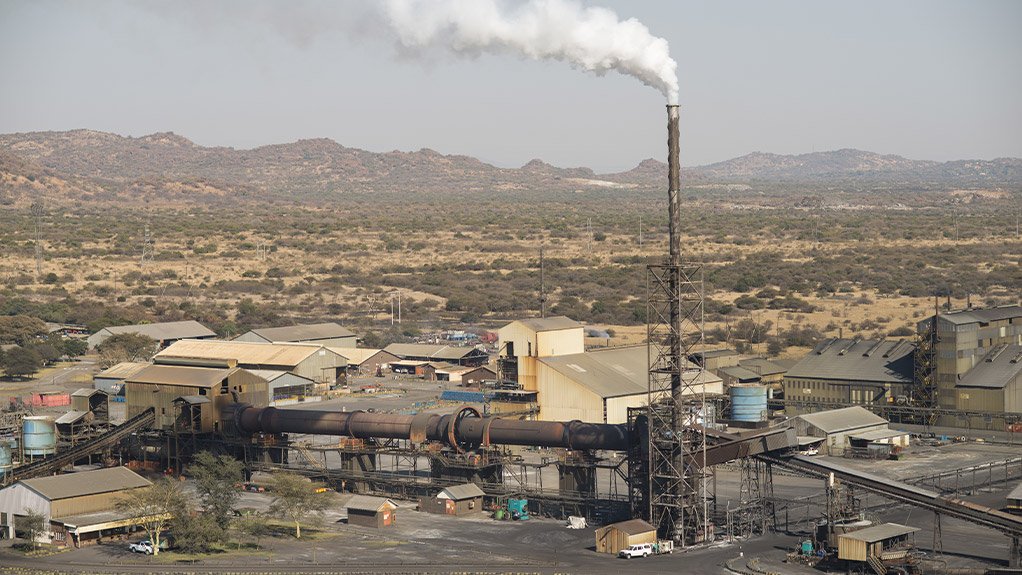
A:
[{"left": 0, "top": 129, "right": 1018, "bottom": 206}]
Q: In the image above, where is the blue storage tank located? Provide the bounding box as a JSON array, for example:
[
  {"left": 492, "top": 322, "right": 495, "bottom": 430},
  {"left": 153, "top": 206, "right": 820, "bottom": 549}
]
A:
[
  {"left": 730, "top": 384, "right": 768, "bottom": 422},
  {"left": 23, "top": 416, "right": 56, "bottom": 456},
  {"left": 0, "top": 442, "right": 11, "bottom": 479}
]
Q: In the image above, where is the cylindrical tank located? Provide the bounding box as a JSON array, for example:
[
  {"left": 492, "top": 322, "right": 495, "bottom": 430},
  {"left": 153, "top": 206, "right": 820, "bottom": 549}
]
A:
[
  {"left": 23, "top": 416, "right": 57, "bottom": 457},
  {"left": 730, "top": 384, "right": 768, "bottom": 422},
  {"left": 0, "top": 442, "right": 12, "bottom": 479}
]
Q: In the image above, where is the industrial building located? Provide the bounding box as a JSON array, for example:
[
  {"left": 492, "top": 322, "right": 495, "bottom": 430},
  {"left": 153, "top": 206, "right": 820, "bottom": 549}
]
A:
[
  {"left": 783, "top": 338, "right": 915, "bottom": 416},
  {"left": 331, "top": 348, "right": 388, "bottom": 375},
  {"left": 535, "top": 345, "right": 722, "bottom": 424},
  {"left": 952, "top": 343, "right": 1022, "bottom": 417},
  {"left": 245, "top": 369, "right": 317, "bottom": 406},
  {"left": 86, "top": 320, "right": 216, "bottom": 350},
  {"left": 791, "top": 406, "right": 909, "bottom": 456},
  {"left": 498, "top": 316, "right": 585, "bottom": 391},
  {"left": 345, "top": 495, "right": 397, "bottom": 528},
  {"left": 917, "top": 305, "right": 1022, "bottom": 413},
  {"left": 234, "top": 322, "right": 357, "bottom": 348},
  {"left": 93, "top": 362, "right": 149, "bottom": 396},
  {"left": 124, "top": 363, "right": 268, "bottom": 431},
  {"left": 422, "top": 362, "right": 496, "bottom": 385},
  {"left": 594, "top": 518, "right": 657, "bottom": 554},
  {"left": 836, "top": 523, "right": 918, "bottom": 565},
  {"left": 383, "top": 343, "right": 490, "bottom": 367},
  {"left": 0, "top": 466, "right": 151, "bottom": 546},
  {"left": 419, "top": 482, "right": 485, "bottom": 516},
  {"left": 155, "top": 339, "right": 348, "bottom": 389}
]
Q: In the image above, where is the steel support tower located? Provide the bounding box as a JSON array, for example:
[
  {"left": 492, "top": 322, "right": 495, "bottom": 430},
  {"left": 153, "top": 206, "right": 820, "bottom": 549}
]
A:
[{"left": 911, "top": 298, "right": 940, "bottom": 424}]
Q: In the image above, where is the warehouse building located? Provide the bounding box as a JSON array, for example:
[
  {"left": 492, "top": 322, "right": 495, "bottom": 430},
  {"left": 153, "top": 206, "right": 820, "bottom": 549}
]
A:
[
  {"left": 0, "top": 467, "right": 151, "bottom": 547},
  {"left": 87, "top": 320, "right": 216, "bottom": 350},
  {"left": 498, "top": 316, "right": 585, "bottom": 391},
  {"left": 93, "top": 362, "right": 149, "bottom": 396},
  {"left": 837, "top": 523, "right": 918, "bottom": 564},
  {"left": 791, "top": 406, "right": 907, "bottom": 456},
  {"left": 422, "top": 363, "right": 497, "bottom": 385},
  {"left": 917, "top": 305, "right": 1022, "bottom": 412},
  {"left": 594, "top": 518, "right": 657, "bottom": 554},
  {"left": 952, "top": 344, "right": 1022, "bottom": 425},
  {"left": 124, "top": 363, "right": 268, "bottom": 431},
  {"left": 383, "top": 343, "right": 489, "bottom": 367},
  {"left": 155, "top": 339, "right": 347, "bottom": 389},
  {"left": 535, "top": 345, "right": 722, "bottom": 424},
  {"left": 234, "top": 322, "right": 357, "bottom": 348},
  {"left": 331, "top": 348, "right": 388, "bottom": 375},
  {"left": 245, "top": 369, "right": 317, "bottom": 406},
  {"left": 783, "top": 338, "right": 915, "bottom": 416},
  {"left": 345, "top": 495, "right": 397, "bottom": 528},
  {"left": 419, "top": 483, "right": 485, "bottom": 516}
]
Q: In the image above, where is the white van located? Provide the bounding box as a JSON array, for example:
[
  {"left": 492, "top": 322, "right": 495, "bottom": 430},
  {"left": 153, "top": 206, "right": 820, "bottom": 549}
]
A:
[{"left": 618, "top": 543, "right": 653, "bottom": 559}]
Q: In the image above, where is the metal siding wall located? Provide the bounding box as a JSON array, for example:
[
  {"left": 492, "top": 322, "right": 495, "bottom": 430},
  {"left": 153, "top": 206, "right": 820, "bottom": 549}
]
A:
[
  {"left": 605, "top": 395, "right": 650, "bottom": 425},
  {"left": 50, "top": 491, "right": 121, "bottom": 518},
  {"left": 0, "top": 484, "right": 52, "bottom": 527},
  {"left": 294, "top": 350, "right": 345, "bottom": 384},
  {"left": 536, "top": 329, "right": 584, "bottom": 357},
  {"left": 232, "top": 332, "right": 267, "bottom": 343},
  {"left": 535, "top": 367, "right": 602, "bottom": 422},
  {"left": 497, "top": 323, "right": 536, "bottom": 360}
]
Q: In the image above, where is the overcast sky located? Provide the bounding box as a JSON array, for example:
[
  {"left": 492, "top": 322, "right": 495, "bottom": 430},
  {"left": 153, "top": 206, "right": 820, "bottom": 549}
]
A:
[{"left": 1, "top": 0, "right": 1020, "bottom": 171}]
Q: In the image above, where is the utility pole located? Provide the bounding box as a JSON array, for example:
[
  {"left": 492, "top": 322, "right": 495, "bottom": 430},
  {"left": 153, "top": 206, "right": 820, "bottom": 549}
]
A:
[
  {"left": 539, "top": 246, "right": 547, "bottom": 318},
  {"left": 639, "top": 215, "right": 643, "bottom": 249},
  {"left": 140, "top": 215, "right": 155, "bottom": 267},
  {"left": 587, "top": 217, "right": 593, "bottom": 252},
  {"left": 31, "top": 200, "right": 43, "bottom": 280}
]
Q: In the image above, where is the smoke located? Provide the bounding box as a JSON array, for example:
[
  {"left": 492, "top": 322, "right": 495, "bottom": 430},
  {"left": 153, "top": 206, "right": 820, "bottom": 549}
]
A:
[{"left": 382, "top": 0, "right": 679, "bottom": 104}]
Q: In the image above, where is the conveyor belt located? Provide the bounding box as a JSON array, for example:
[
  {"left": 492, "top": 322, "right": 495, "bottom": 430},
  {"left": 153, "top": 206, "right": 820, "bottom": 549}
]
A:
[
  {"left": 6, "top": 407, "right": 156, "bottom": 483},
  {"left": 761, "top": 454, "right": 1022, "bottom": 536}
]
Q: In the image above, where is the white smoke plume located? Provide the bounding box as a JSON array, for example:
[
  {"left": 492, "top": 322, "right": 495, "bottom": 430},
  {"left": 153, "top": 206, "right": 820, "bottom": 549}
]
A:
[{"left": 382, "top": 0, "right": 679, "bottom": 104}]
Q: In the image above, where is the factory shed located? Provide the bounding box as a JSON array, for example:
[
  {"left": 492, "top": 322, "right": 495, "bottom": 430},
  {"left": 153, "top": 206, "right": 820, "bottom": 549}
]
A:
[
  {"left": 331, "top": 348, "right": 385, "bottom": 374},
  {"left": 124, "top": 364, "right": 268, "bottom": 431},
  {"left": 345, "top": 495, "right": 397, "bottom": 528},
  {"left": 155, "top": 339, "right": 347, "bottom": 388},
  {"left": 793, "top": 406, "right": 893, "bottom": 455},
  {"left": 87, "top": 320, "right": 216, "bottom": 350},
  {"left": 419, "top": 483, "right": 485, "bottom": 516},
  {"left": 458, "top": 365, "right": 497, "bottom": 386},
  {"left": 245, "top": 369, "right": 316, "bottom": 406},
  {"left": 783, "top": 338, "right": 915, "bottom": 415},
  {"left": 235, "top": 322, "right": 357, "bottom": 348},
  {"left": 953, "top": 344, "right": 1022, "bottom": 415},
  {"left": 837, "top": 523, "right": 918, "bottom": 562},
  {"left": 498, "top": 316, "right": 585, "bottom": 391},
  {"left": 536, "top": 345, "right": 722, "bottom": 424},
  {"left": 93, "top": 362, "right": 149, "bottom": 396},
  {"left": 0, "top": 467, "right": 152, "bottom": 546},
  {"left": 384, "top": 343, "right": 490, "bottom": 367},
  {"left": 594, "top": 518, "right": 657, "bottom": 554},
  {"left": 719, "top": 365, "right": 762, "bottom": 386}
]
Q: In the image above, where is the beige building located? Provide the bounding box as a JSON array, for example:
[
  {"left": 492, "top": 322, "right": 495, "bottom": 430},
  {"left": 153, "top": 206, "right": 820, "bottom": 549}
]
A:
[
  {"left": 791, "top": 406, "right": 906, "bottom": 455},
  {"left": 155, "top": 339, "right": 347, "bottom": 388},
  {"left": 535, "top": 345, "right": 722, "bottom": 424},
  {"left": 124, "top": 363, "right": 268, "bottom": 432},
  {"left": 783, "top": 338, "right": 915, "bottom": 416},
  {"left": 234, "top": 322, "right": 357, "bottom": 348},
  {"left": 87, "top": 320, "right": 215, "bottom": 350},
  {"left": 498, "top": 316, "right": 585, "bottom": 390},
  {"left": 0, "top": 467, "right": 151, "bottom": 547},
  {"left": 594, "top": 518, "right": 657, "bottom": 554},
  {"left": 953, "top": 344, "right": 1022, "bottom": 423}
]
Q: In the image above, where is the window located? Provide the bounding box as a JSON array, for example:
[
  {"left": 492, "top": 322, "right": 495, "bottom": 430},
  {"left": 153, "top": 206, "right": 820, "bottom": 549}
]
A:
[{"left": 198, "top": 388, "right": 207, "bottom": 396}]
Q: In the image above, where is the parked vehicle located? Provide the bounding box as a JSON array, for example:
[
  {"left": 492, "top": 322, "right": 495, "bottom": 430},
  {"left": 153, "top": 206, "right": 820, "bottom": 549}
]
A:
[
  {"left": 619, "top": 543, "right": 653, "bottom": 559},
  {"left": 128, "top": 538, "right": 170, "bottom": 554}
]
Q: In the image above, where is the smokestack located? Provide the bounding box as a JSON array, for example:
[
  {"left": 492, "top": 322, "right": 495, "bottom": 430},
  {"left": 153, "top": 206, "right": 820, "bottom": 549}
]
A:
[{"left": 667, "top": 105, "right": 681, "bottom": 265}]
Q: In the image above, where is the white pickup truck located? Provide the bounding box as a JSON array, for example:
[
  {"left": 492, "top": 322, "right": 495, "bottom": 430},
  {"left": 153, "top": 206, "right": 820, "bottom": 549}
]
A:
[{"left": 618, "top": 540, "right": 673, "bottom": 558}]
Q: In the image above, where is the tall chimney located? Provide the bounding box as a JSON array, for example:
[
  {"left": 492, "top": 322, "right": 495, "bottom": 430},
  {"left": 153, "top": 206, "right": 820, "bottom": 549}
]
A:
[{"left": 667, "top": 105, "right": 681, "bottom": 265}]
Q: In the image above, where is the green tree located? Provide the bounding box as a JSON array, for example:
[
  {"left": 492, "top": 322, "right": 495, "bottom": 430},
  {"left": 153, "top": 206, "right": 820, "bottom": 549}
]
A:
[
  {"left": 115, "top": 478, "right": 182, "bottom": 556},
  {"left": 61, "top": 338, "right": 88, "bottom": 358},
  {"left": 96, "top": 332, "right": 159, "bottom": 367},
  {"left": 234, "top": 514, "right": 270, "bottom": 549},
  {"left": 1, "top": 346, "right": 43, "bottom": 379},
  {"left": 0, "top": 315, "right": 47, "bottom": 345},
  {"left": 268, "top": 472, "right": 331, "bottom": 539},
  {"left": 19, "top": 508, "right": 47, "bottom": 550},
  {"left": 189, "top": 451, "right": 244, "bottom": 531},
  {"left": 171, "top": 509, "right": 222, "bottom": 554}
]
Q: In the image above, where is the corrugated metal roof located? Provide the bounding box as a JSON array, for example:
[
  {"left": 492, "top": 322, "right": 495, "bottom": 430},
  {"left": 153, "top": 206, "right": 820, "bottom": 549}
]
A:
[
  {"left": 515, "top": 316, "right": 582, "bottom": 332},
  {"left": 719, "top": 366, "right": 762, "bottom": 382},
  {"left": 346, "top": 495, "right": 397, "bottom": 512},
  {"left": 102, "top": 320, "right": 215, "bottom": 340},
  {"left": 156, "top": 339, "right": 341, "bottom": 368},
  {"left": 1009, "top": 481, "right": 1022, "bottom": 502},
  {"left": 850, "top": 428, "right": 909, "bottom": 442},
  {"left": 20, "top": 467, "right": 150, "bottom": 501},
  {"left": 438, "top": 483, "right": 485, "bottom": 500},
  {"left": 175, "top": 395, "right": 210, "bottom": 405},
  {"left": 839, "top": 523, "right": 919, "bottom": 543},
  {"left": 71, "top": 388, "right": 102, "bottom": 397},
  {"left": 539, "top": 345, "right": 721, "bottom": 399},
  {"left": 934, "top": 305, "right": 1022, "bottom": 326},
  {"left": 329, "top": 348, "right": 382, "bottom": 365},
  {"left": 384, "top": 343, "right": 486, "bottom": 361},
  {"left": 785, "top": 338, "right": 914, "bottom": 384},
  {"left": 603, "top": 518, "right": 656, "bottom": 535},
  {"left": 55, "top": 410, "right": 89, "bottom": 425},
  {"left": 796, "top": 406, "right": 888, "bottom": 434},
  {"left": 244, "top": 369, "right": 314, "bottom": 383},
  {"left": 246, "top": 322, "right": 355, "bottom": 342},
  {"left": 740, "top": 357, "right": 789, "bottom": 376},
  {"left": 95, "top": 362, "right": 151, "bottom": 380},
  {"left": 126, "top": 364, "right": 236, "bottom": 387},
  {"left": 956, "top": 344, "right": 1022, "bottom": 389}
]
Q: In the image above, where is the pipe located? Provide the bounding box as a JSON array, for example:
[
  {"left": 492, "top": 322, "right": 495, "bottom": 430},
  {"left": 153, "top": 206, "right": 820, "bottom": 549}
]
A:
[{"left": 232, "top": 405, "right": 630, "bottom": 452}]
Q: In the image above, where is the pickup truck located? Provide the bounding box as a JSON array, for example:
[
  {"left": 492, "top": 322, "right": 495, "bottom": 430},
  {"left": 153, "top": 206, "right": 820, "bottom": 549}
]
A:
[
  {"left": 128, "top": 538, "right": 170, "bottom": 554},
  {"left": 618, "top": 540, "right": 673, "bottom": 559}
]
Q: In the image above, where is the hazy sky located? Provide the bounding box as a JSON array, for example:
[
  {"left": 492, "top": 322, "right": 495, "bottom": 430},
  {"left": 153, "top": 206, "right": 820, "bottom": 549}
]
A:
[{"left": 1, "top": 0, "right": 1020, "bottom": 171}]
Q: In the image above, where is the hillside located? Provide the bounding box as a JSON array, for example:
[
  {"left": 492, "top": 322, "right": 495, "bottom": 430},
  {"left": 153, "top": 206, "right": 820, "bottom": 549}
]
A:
[{"left": 0, "top": 130, "right": 1019, "bottom": 205}]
